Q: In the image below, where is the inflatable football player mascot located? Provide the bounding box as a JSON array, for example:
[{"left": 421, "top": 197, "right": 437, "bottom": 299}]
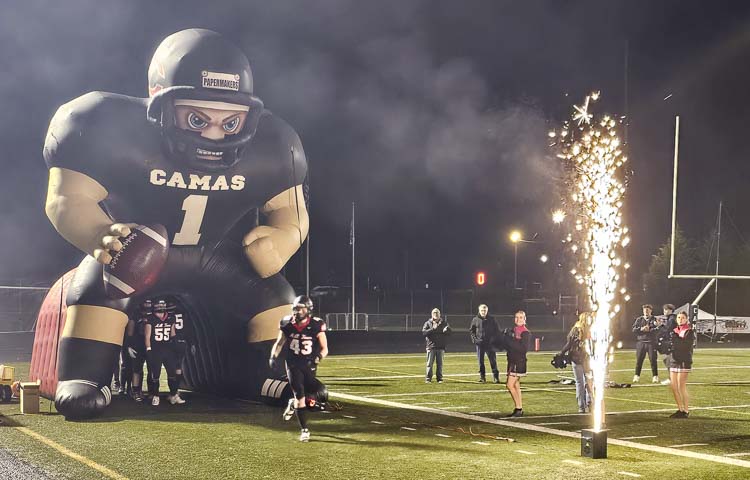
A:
[{"left": 43, "top": 29, "right": 308, "bottom": 419}]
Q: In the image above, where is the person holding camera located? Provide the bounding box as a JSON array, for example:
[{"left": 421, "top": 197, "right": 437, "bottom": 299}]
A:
[
  {"left": 632, "top": 304, "right": 660, "bottom": 383},
  {"left": 504, "top": 311, "right": 532, "bottom": 417},
  {"left": 470, "top": 304, "right": 501, "bottom": 383},
  {"left": 666, "top": 311, "right": 695, "bottom": 418},
  {"left": 559, "top": 313, "right": 592, "bottom": 413},
  {"left": 422, "top": 308, "right": 452, "bottom": 383}
]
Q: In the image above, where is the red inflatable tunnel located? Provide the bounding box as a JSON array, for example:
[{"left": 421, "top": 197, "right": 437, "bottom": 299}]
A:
[{"left": 29, "top": 270, "right": 75, "bottom": 399}]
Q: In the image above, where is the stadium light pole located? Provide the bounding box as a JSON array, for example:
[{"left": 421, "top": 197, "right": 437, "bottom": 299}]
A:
[{"left": 510, "top": 231, "right": 521, "bottom": 289}]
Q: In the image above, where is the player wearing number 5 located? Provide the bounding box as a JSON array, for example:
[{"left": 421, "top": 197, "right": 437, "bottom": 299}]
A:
[
  {"left": 269, "top": 296, "right": 328, "bottom": 442},
  {"left": 43, "top": 29, "right": 308, "bottom": 419},
  {"left": 143, "top": 300, "right": 184, "bottom": 406}
]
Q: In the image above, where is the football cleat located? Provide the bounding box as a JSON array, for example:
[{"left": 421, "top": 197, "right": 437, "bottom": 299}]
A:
[
  {"left": 652, "top": 376, "right": 659, "bottom": 384},
  {"left": 168, "top": 393, "right": 186, "bottom": 405},
  {"left": 632, "top": 375, "right": 640, "bottom": 383},
  {"left": 661, "top": 379, "right": 672, "bottom": 385},
  {"left": 283, "top": 398, "right": 295, "bottom": 421},
  {"left": 151, "top": 395, "right": 160, "bottom": 406},
  {"left": 299, "top": 428, "right": 310, "bottom": 442}
]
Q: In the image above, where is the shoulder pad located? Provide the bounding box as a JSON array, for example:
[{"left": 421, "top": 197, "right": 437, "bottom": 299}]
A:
[{"left": 43, "top": 92, "right": 155, "bottom": 189}]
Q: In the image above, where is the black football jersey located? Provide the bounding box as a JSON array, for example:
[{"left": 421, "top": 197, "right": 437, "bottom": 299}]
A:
[
  {"left": 280, "top": 315, "right": 326, "bottom": 364},
  {"left": 172, "top": 310, "right": 194, "bottom": 344},
  {"left": 147, "top": 313, "right": 175, "bottom": 346},
  {"left": 43, "top": 92, "right": 307, "bottom": 250}
]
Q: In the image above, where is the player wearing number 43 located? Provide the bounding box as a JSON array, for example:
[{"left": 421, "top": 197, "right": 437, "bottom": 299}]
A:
[
  {"left": 269, "top": 296, "right": 329, "bottom": 442},
  {"left": 43, "top": 28, "right": 308, "bottom": 420}
]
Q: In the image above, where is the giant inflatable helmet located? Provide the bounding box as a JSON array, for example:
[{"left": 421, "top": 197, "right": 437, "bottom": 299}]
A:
[{"left": 146, "top": 29, "right": 264, "bottom": 172}]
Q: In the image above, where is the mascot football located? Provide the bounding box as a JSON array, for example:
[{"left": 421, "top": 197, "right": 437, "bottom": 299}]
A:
[{"left": 43, "top": 29, "right": 308, "bottom": 419}]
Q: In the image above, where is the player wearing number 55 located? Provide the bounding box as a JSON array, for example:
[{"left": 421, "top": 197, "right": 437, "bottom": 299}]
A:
[{"left": 43, "top": 29, "right": 308, "bottom": 419}]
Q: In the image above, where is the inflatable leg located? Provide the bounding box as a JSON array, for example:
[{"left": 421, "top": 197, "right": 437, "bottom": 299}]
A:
[{"left": 55, "top": 305, "right": 128, "bottom": 420}]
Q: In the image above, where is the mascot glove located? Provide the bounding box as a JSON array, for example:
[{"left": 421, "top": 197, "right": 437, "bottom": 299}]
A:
[
  {"left": 127, "top": 347, "right": 138, "bottom": 359},
  {"left": 92, "top": 222, "right": 138, "bottom": 265},
  {"left": 243, "top": 226, "right": 286, "bottom": 278}
]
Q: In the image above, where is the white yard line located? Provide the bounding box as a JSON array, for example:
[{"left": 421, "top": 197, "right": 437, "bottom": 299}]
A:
[
  {"left": 726, "top": 453, "right": 750, "bottom": 457},
  {"left": 400, "top": 427, "right": 416, "bottom": 431},
  {"left": 513, "top": 404, "right": 750, "bottom": 420},
  {"left": 370, "top": 420, "right": 385, "bottom": 425},
  {"left": 330, "top": 391, "right": 750, "bottom": 469},
  {"left": 562, "top": 459, "right": 584, "bottom": 466},
  {"left": 435, "top": 433, "right": 452, "bottom": 438},
  {"left": 322, "top": 365, "right": 750, "bottom": 381},
  {"left": 472, "top": 441, "right": 491, "bottom": 446},
  {"left": 668, "top": 443, "right": 709, "bottom": 448},
  {"left": 535, "top": 422, "right": 570, "bottom": 426},
  {"left": 619, "top": 436, "right": 657, "bottom": 440},
  {"left": 515, "top": 450, "right": 536, "bottom": 455},
  {"left": 617, "top": 472, "right": 641, "bottom": 478}
]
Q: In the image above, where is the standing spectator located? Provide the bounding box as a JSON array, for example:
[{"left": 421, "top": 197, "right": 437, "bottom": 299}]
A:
[
  {"left": 659, "top": 304, "right": 677, "bottom": 385},
  {"left": 559, "top": 313, "right": 592, "bottom": 413},
  {"left": 504, "top": 310, "right": 532, "bottom": 417},
  {"left": 667, "top": 311, "right": 695, "bottom": 418},
  {"left": 422, "top": 308, "right": 452, "bottom": 383},
  {"left": 470, "top": 304, "right": 501, "bottom": 383},
  {"left": 632, "top": 304, "right": 660, "bottom": 383}
]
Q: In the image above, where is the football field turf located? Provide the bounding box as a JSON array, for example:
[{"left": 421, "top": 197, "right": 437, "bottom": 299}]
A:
[{"left": 2, "top": 348, "right": 750, "bottom": 479}]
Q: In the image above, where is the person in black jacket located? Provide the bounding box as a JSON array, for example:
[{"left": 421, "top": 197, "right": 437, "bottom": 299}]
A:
[
  {"left": 422, "top": 308, "right": 452, "bottom": 383},
  {"left": 504, "top": 310, "right": 532, "bottom": 417},
  {"left": 666, "top": 311, "right": 695, "bottom": 418},
  {"left": 632, "top": 304, "right": 660, "bottom": 383},
  {"left": 469, "top": 304, "right": 501, "bottom": 383},
  {"left": 658, "top": 304, "right": 677, "bottom": 385},
  {"left": 559, "top": 313, "right": 592, "bottom": 413}
]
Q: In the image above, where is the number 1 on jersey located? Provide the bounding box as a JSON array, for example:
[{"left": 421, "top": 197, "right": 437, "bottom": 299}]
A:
[{"left": 173, "top": 194, "right": 207, "bottom": 245}]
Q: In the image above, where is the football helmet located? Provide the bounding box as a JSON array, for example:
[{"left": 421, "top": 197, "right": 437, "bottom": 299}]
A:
[
  {"left": 146, "top": 29, "right": 264, "bottom": 172},
  {"left": 153, "top": 299, "right": 168, "bottom": 312},
  {"left": 292, "top": 295, "right": 313, "bottom": 311}
]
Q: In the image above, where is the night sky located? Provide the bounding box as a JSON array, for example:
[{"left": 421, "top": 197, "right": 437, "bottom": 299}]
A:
[{"left": 3, "top": 0, "right": 750, "bottom": 294}]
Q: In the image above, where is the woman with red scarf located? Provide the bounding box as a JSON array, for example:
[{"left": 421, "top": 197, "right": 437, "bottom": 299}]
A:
[
  {"left": 667, "top": 311, "right": 695, "bottom": 418},
  {"left": 504, "top": 310, "right": 532, "bottom": 417}
]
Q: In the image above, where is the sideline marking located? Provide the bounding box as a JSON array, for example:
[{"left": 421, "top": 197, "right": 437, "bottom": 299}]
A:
[
  {"left": 342, "top": 415, "right": 357, "bottom": 419},
  {"left": 435, "top": 433, "right": 451, "bottom": 438},
  {"left": 321, "top": 364, "right": 750, "bottom": 381},
  {"left": 617, "top": 472, "right": 641, "bottom": 478},
  {"left": 509, "top": 404, "right": 750, "bottom": 420},
  {"left": 536, "top": 422, "right": 570, "bottom": 426},
  {"left": 563, "top": 459, "right": 583, "bottom": 465},
  {"left": 15, "top": 427, "right": 129, "bottom": 480},
  {"left": 669, "top": 443, "right": 709, "bottom": 448},
  {"left": 330, "top": 391, "right": 750, "bottom": 469},
  {"left": 620, "top": 436, "right": 657, "bottom": 440},
  {"left": 516, "top": 450, "right": 536, "bottom": 455},
  {"left": 400, "top": 427, "right": 416, "bottom": 431},
  {"left": 726, "top": 453, "right": 750, "bottom": 457},
  {"left": 370, "top": 420, "right": 385, "bottom": 425},
  {"left": 472, "top": 441, "right": 491, "bottom": 446}
]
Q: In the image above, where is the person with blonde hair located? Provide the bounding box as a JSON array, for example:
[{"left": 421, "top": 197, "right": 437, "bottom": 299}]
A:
[{"left": 559, "top": 313, "right": 593, "bottom": 413}]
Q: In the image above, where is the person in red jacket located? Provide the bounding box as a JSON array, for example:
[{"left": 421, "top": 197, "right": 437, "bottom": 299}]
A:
[{"left": 504, "top": 310, "right": 532, "bottom": 417}]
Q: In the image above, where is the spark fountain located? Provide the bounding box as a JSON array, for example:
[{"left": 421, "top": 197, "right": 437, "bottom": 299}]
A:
[{"left": 549, "top": 92, "right": 630, "bottom": 458}]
